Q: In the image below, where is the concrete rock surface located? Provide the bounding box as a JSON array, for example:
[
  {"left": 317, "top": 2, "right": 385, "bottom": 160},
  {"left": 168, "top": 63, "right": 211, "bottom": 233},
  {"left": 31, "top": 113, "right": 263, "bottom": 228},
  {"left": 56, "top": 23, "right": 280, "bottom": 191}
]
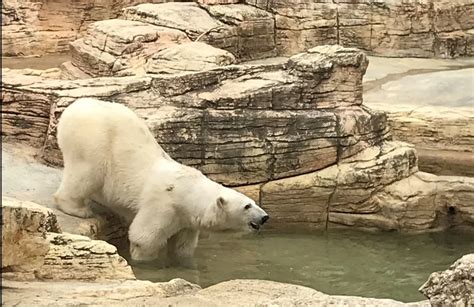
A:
[
  {"left": 419, "top": 253, "right": 474, "bottom": 306},
  {"left": 1, "top": 278, "right": 429, "bottom": 306}
]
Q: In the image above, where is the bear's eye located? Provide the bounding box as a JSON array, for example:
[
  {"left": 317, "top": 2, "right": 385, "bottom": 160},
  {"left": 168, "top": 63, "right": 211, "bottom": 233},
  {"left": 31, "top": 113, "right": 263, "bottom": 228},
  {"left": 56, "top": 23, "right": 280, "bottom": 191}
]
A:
[{"left": 244, "top": 204, "right": 252, "bottom": 210}]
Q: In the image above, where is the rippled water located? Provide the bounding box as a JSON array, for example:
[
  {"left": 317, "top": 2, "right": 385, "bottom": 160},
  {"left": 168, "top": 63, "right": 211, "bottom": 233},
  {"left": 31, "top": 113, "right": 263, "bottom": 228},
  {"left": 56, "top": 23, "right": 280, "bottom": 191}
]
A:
[{"left": 127, "top": 229, "right": 474, "bottom": 303}]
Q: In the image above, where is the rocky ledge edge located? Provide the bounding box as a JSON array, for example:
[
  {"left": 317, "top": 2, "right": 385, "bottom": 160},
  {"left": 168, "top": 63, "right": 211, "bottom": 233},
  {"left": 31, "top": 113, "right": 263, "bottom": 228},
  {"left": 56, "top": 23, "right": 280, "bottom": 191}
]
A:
[{"left": 3, "top": 196, "right": 473, "bottom": 306}]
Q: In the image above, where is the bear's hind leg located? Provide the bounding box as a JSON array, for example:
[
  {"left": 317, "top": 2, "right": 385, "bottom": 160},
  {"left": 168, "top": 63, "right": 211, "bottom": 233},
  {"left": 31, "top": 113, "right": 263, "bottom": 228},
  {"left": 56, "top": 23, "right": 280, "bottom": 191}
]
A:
[
  {"left": 54, "top": 162, "right": 99, "bottom": 218},
  {"left": 167, "top": 229, "right": 199, "bottom": 268}
]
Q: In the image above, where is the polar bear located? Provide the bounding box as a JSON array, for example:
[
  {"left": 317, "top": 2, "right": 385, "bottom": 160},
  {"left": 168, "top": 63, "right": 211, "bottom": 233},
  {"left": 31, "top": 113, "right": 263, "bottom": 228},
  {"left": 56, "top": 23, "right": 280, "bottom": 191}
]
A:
[{"left": 54, "top": 98, "right": 269, "bottom": 262}]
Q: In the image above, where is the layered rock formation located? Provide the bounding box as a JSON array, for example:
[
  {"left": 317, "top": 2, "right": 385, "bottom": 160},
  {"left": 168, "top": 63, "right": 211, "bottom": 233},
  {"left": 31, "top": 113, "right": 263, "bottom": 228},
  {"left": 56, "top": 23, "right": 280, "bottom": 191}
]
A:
[
  {"left": 3, "top": 45, "right": 473, "bottom": 232},
  {"left": 1, "top": 0, "right": 170, "bottom": 57},
  {"left": 364, "top": 60, "right": 474, "bottom": 178},
  {"left": 1, "top": 197, "right": 134, "bottom": 281},
  {"left": 263, "top": 0, "right": 474, "bottom": 58},
  {"left": 3, "top": 0, "right": 473, "bottom": 58},
  {"left": 66, "top": 2, "right": 276, "bottom": 77}
]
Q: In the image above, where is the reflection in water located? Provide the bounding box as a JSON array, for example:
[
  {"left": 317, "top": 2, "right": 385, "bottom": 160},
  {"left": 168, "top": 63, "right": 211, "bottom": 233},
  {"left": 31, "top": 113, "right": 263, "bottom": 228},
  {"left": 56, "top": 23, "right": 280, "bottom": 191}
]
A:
[{"left": 125, "top": 229, "right": 474, "bottom": 303}]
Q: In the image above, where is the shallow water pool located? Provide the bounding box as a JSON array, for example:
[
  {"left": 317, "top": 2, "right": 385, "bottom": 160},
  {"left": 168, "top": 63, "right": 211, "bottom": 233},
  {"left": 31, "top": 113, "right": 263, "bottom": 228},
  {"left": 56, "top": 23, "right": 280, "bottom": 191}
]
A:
[{"left": 128, "top": 229, "right": 473, "bottom": 303}]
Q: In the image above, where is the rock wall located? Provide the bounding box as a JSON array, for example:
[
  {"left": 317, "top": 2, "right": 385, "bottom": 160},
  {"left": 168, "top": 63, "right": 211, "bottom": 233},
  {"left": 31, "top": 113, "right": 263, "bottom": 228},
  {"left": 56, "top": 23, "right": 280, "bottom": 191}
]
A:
[
  {"left": 3, "top": 0, "right": 473, "bottom": 58},
  {"left": 2, "top": 45, "right": 473, "bottom": 232},
  {"left": 1, "top": 0, "right": 171, "bottom": 56},
  {"left": 248, "top": 0, "right": 474, "bottom": 58}
]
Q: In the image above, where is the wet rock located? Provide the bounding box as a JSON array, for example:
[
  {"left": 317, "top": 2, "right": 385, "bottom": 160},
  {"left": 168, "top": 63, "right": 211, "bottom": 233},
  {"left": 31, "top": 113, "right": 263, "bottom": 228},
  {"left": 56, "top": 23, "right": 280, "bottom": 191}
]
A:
[
  {"left": 260, "top": 141, "right": 419, "bottom": 231},
  {"left": 419, "top": 254, "right": 474, "bottom": 306}
]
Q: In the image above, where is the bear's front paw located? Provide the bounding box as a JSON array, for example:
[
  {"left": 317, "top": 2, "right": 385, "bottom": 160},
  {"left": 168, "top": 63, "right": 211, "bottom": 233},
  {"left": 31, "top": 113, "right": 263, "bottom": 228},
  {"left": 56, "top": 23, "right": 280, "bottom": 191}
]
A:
[
  {"left": 57, "top": 202, "right": 94, "bottom": 218},
  {"left": 129, "top": 242, "right": 158, "bottom": 262}
]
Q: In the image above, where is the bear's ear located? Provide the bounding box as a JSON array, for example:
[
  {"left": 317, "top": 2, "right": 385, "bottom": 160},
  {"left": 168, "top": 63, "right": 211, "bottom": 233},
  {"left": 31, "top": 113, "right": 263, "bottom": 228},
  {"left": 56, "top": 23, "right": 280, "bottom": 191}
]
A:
[{"left": 216, "top": 196, "right": 226, "bottom": 209}]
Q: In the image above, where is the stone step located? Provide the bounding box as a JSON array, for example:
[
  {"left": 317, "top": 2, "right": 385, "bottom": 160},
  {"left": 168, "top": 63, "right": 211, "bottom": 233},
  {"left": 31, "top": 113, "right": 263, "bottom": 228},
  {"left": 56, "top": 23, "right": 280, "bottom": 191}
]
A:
[
  {"left": 70, "top": 19, "right": 190, "bottom": 77},
  {"left": 122, "top": 2, "right": 276, "bottom": 61}
]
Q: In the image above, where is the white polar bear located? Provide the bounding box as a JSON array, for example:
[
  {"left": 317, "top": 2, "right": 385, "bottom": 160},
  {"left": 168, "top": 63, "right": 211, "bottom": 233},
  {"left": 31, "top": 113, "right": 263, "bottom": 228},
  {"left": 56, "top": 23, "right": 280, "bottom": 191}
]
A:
[{"left": 54, "top": 98, "right": 269, "bottom": 262}]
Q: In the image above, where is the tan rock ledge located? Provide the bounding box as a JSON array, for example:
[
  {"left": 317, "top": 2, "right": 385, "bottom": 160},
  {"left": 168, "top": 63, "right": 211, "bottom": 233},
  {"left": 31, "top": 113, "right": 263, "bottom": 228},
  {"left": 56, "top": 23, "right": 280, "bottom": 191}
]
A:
[{"left": 1, "top": 278, "right": 429, "bottom": 306}]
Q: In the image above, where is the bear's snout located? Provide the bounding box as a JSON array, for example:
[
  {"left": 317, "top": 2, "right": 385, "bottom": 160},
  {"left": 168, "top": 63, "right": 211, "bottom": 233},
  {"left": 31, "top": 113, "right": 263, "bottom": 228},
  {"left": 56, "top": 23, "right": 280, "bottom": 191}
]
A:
[{"left": 261, "top": 215, "right": 269, "bottom": 225}]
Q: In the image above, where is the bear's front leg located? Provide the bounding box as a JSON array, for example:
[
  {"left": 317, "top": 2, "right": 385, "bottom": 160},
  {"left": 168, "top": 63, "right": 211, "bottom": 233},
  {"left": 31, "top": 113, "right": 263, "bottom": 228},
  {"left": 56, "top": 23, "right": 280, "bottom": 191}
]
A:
[
  {"left": 167, "top": 228, "right": 199, "bottom": 268},
  {"left": 128, "top": 206, "right": 180, "bottom": 262}
]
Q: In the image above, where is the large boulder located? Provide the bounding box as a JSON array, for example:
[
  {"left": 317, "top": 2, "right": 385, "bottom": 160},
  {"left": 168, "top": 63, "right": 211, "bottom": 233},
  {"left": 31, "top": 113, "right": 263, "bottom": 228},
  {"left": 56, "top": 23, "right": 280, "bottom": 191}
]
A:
[
  {"left": 419, "top": 254, "right": 474, "bottom": 306},
  {"left": 2, "top": 197, "right": 60, "bottom": 276},
  {"left": 69, "top": 19, "right": 190, "bottom": 77},
  {"left": 1, "top": 197, "right": 134, "bottom": 281},
  {"left": 123, "top": 3, "right": 276, "bottom": 61}
]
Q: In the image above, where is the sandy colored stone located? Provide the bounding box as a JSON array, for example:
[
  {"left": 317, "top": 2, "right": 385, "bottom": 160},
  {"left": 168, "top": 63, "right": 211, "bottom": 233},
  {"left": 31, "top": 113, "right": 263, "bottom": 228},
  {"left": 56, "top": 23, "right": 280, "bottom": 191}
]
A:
[
  {"left": 2, "top": 197, "right": 61, "bottom": 273},
  {"left": 365, "top": 65, "right": 474, "bottom": 177},
  {"left": 201, "top": 4, "right": 276, "bottom": 60},
  {"left": 1, "top": 0, "right": 171, "bottom": 57},
  {"left": 70, "top": 19, "right": 190, "bottom": 77},
  {"left": 1, "top": 278, "right": 429, "bottom": 306},
  {"left": 251, "top": 0, "right": 474, "bottom": 58},
  {"left": 261, "top": 141, "right": 419, "bottom": 231},
  {"left": 1, "top": 197, "right": 133, "bottom": 281},
  {"left": 2, "top": 45, "right": 473, "bottom": 233},
  {"left": 2, "top": 278, "right": 201, "bottom": 306},
  {"left": 34, "top": 232, "right": 134, "bottom": 281},
  {"left": 3, "top": 46, "right": 375, "bottom": 187},
  {"left": 2, "top": 0, "right": 473, "bottom": 58},
  {"left": 145, "top": 42, "right": 236, "bottom": 74},
  {"left": 419, "top": 253, "right": 474, "bottom": 306},
  {"left": 122, "top": 3, "right": 276, "bottom": 62}
]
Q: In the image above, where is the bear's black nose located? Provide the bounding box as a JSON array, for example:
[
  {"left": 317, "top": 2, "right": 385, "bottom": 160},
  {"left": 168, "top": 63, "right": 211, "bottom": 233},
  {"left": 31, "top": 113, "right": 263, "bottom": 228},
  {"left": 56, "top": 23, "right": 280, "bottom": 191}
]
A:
[{"left": 261, "top": 215, "right": 269, "bottom": 224}]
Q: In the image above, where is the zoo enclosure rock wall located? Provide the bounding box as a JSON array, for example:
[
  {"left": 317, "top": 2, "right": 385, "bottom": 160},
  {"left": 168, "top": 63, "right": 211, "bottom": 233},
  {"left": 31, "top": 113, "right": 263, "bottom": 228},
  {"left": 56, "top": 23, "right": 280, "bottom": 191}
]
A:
[
  {"left": 3, "top": 45, "right": 474, "bottom": 232},
  {"left": 1, "top": 0, "right": 173, "bottom": 57},
  {"left": 249, "top": 0, "right": 474, "bottom": 58},
  {"left": 2, "top": 0, "right": 473, "bottom": 58}
]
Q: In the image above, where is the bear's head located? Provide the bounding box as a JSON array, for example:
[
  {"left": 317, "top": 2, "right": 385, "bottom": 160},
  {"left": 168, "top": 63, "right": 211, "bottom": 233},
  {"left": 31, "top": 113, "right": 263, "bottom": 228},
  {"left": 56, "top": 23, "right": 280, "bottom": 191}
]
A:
[{"left": 210, "top": 187, "right": 269, "bottom": 233}]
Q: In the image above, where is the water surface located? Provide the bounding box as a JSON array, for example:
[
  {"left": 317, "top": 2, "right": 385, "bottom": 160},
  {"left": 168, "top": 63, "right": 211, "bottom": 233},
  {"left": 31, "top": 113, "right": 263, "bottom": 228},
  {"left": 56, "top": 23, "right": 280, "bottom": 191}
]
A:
[{"left": 129, "top": 229, "right": 473, "bottom": 303}]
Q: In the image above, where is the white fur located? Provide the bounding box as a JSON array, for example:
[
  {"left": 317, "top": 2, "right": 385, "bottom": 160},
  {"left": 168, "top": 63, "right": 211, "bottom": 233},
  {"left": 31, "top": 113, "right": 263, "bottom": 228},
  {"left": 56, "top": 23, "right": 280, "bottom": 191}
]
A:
[{"left": 54, "top": 98, "right": 268, "bottom": 262}]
